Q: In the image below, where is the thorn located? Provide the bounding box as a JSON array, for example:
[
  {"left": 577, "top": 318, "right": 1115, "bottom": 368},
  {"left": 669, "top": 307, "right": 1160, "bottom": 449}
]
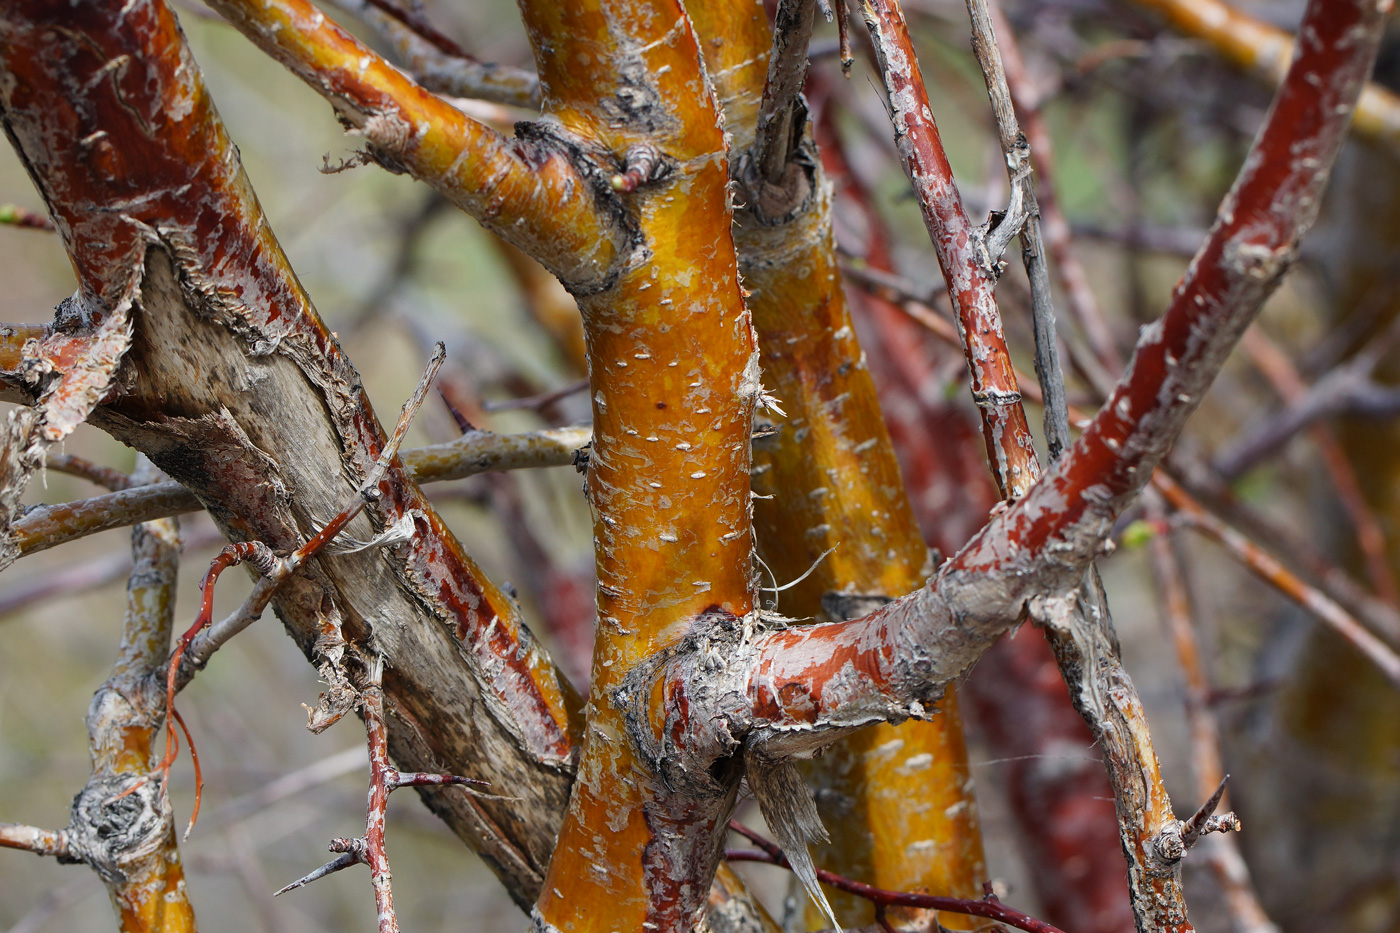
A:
[
  {"left": 1180, "top": 775, "right": 1230, "bottom": 849},
  {"left": 274, "top": 849, "right": 364, "bottom": 896}
]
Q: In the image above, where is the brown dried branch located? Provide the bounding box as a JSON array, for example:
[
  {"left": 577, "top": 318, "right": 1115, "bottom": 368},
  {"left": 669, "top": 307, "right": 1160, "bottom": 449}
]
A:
[
  {"left": 990, "top": 2, "right": 1123, "bottom": 381},
  {"left": 1217, "top": 329, "right": 1400, "bottom": 480},
  {"left": 963, "top": 0, "right": 1071, "bottom": 459},
  {"left": 1155, "top": 472, "right": 1400, "bottom": 687},
  {"left": 9, "top": 425, "right": 592, "bottom": 558},
  {"left": 752, "top": 0, "right": 819, "bottom": 186},
  {"left": 482, "top": 378, "right": 589, "bottom": 413}
]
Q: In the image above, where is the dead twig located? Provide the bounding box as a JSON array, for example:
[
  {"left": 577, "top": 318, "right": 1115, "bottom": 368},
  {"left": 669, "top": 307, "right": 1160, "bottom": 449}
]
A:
[
  {"left": 10, "top": 423, "right": 593, "bottom": 557},
  {"left": 964, "top": 0, "right": 1071, "bottom": 460},
  {"left": 726, "top": 822, "right": 1066, "bottom": 933},
  {"left": 274, "top": 656, "right": 489, "bottom": 933}
]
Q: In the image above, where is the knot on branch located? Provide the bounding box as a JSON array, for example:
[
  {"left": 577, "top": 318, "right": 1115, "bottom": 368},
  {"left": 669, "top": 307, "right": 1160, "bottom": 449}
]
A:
[
  {"left": 62, "top": 774, "right": 170, "bottom": 884},
  {"left": 1151, "top": 776, "right": 1242, "bottom": 868},
  {"left": 513, "top": 121, "right": 649, "bottom": 297},
  {"left": 611, "top": 607, "right": 777, "bottom": 797},
  {"left": 734, "top": 137, "right": 819, "bottom": 227}
]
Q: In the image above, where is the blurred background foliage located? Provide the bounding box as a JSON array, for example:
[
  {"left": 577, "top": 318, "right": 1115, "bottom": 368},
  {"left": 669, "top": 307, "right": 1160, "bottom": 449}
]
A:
[{"left": 2, "top": 0, "right": 1398, "bottom": 930}]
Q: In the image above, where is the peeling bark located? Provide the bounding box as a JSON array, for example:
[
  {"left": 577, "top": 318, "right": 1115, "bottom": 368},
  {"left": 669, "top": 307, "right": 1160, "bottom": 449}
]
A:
[{"left": 0, "top": 0, "right": 580, "bottom": 906}]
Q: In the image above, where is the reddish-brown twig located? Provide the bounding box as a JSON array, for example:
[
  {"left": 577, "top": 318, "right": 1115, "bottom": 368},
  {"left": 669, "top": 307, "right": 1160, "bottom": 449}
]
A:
[
  {"left": 725, "top": 822, "right": 1065, "bottom": 933},
  {"left": 1144, "top": 493, "right": 1279, "bottom": 932},
  {"left": 43, "top": 453, "right": 133, "bottom": 492},
  {"left": 1155, "top": 472, "right": 1400, "bottom": 687},
  {"left": 859, "top": 0, "right": 1042, "bottom": 499},
  {"left": 274, "top": 657, "right": 490, "bottom": 933}
]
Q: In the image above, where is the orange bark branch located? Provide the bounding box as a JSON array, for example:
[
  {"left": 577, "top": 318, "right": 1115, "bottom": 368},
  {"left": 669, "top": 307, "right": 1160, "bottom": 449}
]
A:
[
  {"left": 206, "top": 0, "right": 625, "bottom": 292},
  {"left": 514, "top": 3, "right": 759, "bottom": 930},
  {"left": 686, "top": 7, "right": 994, "bottom": 928},
  {"left": 651, "top": 2, "right": 1386, "bottom": 931}
]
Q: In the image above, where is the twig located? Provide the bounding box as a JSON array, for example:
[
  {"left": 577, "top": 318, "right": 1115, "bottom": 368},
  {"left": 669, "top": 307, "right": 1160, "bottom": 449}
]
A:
[
  {"left": 43, "top": 453, "right": 133, "bottom": 491},
  {"left": 837, "top": 258, "right": 948, "bottom": 306},
  {"left": 2, "top": 875, "right": 94, "bottom": 933},
  {"left": 1216, "top": 346, "right": 1400, "bottom": 480},
  {"left": 274, "top": 657, "right": 488, "bottom": 933},
  {"left": 323, "top": 0, "right": 540, "bottom": 109},
  {"left": 1155, "top": 472, "right": 1400, "bottom": 688},
  {"left": 963, "top": 0, "right": 1071, "bottom": 460},
  {"left": 991, "top": 3, "right": 1124, "bottom": 379},
  {"left": 482, "top": 378, "right": 589, "bottom": 413},
  {"left": 1125, "top": 0, "right": 1400, "bottom": 153},
  {"left": 754, "top": 0, "right": 820, "bottom": 184},
  {"left": 1144, "top": 493, "right": 1280, "bottom": 933},
  {"left": 358, "top": 0, "right": 465, "bottom": 58},
  {"left": 725, "top": 822, "right": 1066, "bottom": 933},
  {"left": 858, "top": 0, "right": 1042, "bottom": 499},
  {"left": 1236, "top": 327, "right": 1399, "bottom": 605},
  {"left": 0, "top": 823, "right": 67, "bottom": 856},
  {"left": 10, "top": 424, "right": 593, "bottom": 557},
  {"left": 1164, "top": 452, "right": 1400, "bottom": 641}
]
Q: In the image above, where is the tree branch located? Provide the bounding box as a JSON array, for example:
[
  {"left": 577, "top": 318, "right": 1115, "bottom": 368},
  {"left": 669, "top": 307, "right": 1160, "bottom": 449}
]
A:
[
  {"left": 325, "top": 0, "right": 541, "bottom": 109},
  {"left": 9, "top": 426, "right": 591, "bottom": 557},
  {"left": 0, "top": 0, "right": 582, "bottom": 905},
  {"left": 648, "top": 0, "right": 1385, "bottom": 928},
  {"left": 205, "top": 0, "right": 626, "bottom": 293},
  {"left": 857, "top": 0, "right": 1041, "bottom": 499},
  {"left": 1127, "top": 0, "right": 1400, "bottom": 153}
]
